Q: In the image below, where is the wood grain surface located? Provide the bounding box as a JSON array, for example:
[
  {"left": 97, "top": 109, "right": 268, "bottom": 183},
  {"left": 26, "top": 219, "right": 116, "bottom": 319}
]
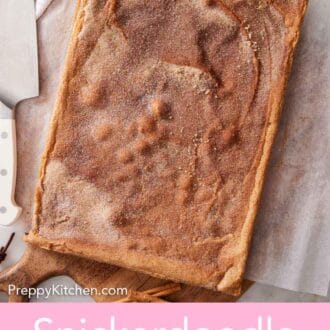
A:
[{"left": 0, "top": 244, "right": 252, "bottom": 302}]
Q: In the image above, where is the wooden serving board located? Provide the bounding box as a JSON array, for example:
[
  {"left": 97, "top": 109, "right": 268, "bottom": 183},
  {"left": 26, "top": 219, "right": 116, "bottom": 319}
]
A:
[{"left": 0, "top": 244, "right": 252, "bottom": 302}]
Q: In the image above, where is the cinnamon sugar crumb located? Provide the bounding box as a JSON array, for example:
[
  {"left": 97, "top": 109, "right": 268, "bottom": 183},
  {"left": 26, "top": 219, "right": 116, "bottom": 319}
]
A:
[
  {"left": 221, "top": 125, "right": 237, "bottom": 147},
  {"left": 138, "top": 115, "right": 156, "bottom": 134},
  {"left": 117, "top": 149, "right": 134, "bottom": 163},
  {"left": 94, "top": 124, "right": 112, "bottom": 141},
  {"left": 135, "top": 139, "right": 151, "bottom": 154},
  {"left": 151, "top": 99, "right": 169, "bottom": 119}
]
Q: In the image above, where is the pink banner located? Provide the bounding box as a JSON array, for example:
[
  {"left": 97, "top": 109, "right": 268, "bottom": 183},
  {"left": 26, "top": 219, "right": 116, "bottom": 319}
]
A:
[{"left": 0, "top": 303, "right": 328, "bottom": 330}]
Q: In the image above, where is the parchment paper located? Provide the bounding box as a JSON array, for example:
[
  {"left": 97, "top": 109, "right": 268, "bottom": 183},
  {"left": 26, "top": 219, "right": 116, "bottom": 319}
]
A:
[
  {"left": 0, "top": 0, "right": 329, "bottom": 297},
  {"left": 36, "top": 0, "right": 54, "bottom": 19},
  {"left": 246, "top": 0, "right": 330, "bottom": 296}
]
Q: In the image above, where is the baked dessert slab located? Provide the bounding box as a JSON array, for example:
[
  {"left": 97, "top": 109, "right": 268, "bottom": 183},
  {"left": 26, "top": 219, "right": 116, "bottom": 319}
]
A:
[{"left": 27, "top": 0, "right": 308, "bottom": 295}]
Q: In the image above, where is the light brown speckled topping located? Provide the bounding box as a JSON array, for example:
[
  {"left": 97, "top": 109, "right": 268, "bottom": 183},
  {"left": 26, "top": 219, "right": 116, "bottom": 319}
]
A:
[{"left": 28, "top": 0, "right": 308, "bottom": 295}]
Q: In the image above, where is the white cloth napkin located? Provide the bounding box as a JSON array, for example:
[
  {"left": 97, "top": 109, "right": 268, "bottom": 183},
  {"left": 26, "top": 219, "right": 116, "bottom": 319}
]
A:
[{"left": 36, "top": 0, "right": 54, "bottom": 19}]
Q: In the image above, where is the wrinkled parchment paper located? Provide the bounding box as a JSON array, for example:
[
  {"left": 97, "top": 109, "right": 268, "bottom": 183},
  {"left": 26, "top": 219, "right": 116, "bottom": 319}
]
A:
[
  {"left": 246, "top": 0, "right": 330, "bottom": 296},
  {"left": 36, "top": 0, "right": 54, "bottom": 19},
  {"left": 0, "top": 0, "right": 329, "bottom": 297}
]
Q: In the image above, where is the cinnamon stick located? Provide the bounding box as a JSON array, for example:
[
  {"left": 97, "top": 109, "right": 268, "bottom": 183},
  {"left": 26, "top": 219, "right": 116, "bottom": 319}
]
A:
[
  {"left": 0, "top": 233, "right": 15, "bottom": 264},
  {"left": 116, "top": 282, "right": 182, "bottom": 303},
  {"left": 144, "top": 283, "right": 182, "bottom": 297},
  {"left": 117, "top": 290, "right": 166, "bottom": 303}
]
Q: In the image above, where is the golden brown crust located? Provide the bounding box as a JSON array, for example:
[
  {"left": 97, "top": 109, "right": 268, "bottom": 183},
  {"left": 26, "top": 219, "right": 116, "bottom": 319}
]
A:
[{"left": 27, "top": 0, "right": 308, "bottom": 296}]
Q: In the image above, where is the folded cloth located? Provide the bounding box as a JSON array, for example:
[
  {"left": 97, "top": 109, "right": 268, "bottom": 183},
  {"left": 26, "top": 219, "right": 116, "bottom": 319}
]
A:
[{"left": 36, "top": 0, "right": 53, "bottom": 19}]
